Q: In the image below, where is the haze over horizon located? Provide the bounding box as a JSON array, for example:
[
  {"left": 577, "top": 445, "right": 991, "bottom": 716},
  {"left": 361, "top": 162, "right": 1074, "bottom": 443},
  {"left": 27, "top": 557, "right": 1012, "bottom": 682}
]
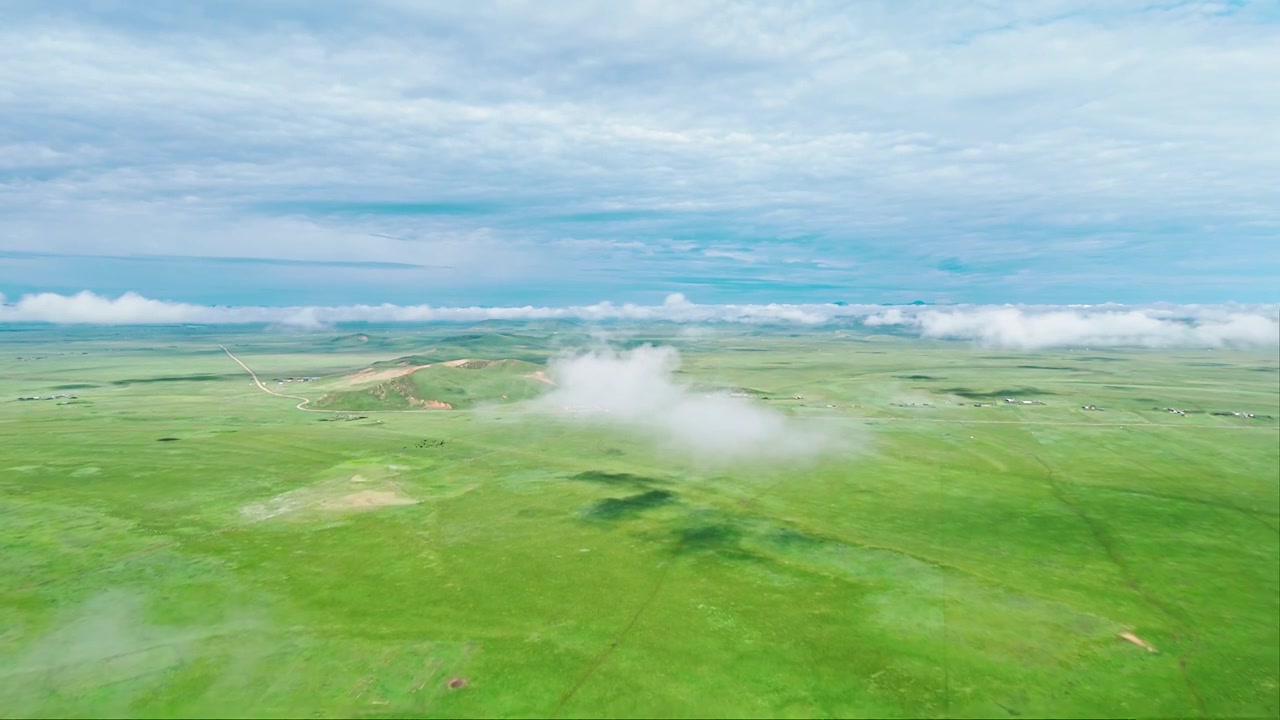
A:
[{"left": 2, "top": 1, "right": 1278, "bottom": 307}]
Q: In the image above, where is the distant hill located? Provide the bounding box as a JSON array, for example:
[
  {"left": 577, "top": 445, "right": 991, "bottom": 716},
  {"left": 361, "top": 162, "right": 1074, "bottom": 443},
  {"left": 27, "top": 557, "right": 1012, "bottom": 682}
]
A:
[
  {"left": 314, "top": 358, "right": 552, "bottom": 411},
  {"left": 330, "top": 332, "right": 373, "bottom": 344},
  {"left": 328, "top": 332, "right": 401, "bottom": 349}
]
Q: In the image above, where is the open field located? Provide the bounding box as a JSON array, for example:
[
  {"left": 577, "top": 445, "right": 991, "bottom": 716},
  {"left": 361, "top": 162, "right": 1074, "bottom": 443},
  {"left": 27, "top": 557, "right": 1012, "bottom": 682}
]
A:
[{"left": 1, "top": 322, "right": 1277, "bottom": 718}]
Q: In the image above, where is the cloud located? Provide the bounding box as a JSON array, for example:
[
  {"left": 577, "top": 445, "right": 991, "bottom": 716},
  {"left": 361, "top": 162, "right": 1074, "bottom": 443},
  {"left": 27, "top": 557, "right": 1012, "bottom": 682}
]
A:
[
  {"left": 866, "top": 305, "right": 1280, "bottom": 349},
  {"left": 0, "top": 1, "right": 1278, "bottom": 304},
  {"left": 0, "top": 290, "right": 862, "bottom": 325},
  {"left": 2, "top": 291, "right": 1277, "bottom": 349},
  {"left": 533, "top": 345, "right": 835, "bottom": 463}
]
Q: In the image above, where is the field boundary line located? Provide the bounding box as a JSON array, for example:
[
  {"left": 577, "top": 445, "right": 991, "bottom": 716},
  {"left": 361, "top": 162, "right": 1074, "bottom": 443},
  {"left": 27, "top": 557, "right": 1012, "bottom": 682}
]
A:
[
  {"left": 550, "top": 552, "right": 681, "bottom": 717},
  {"left": 1026, "top": 448, "right": 1208, "bottom": 718}
]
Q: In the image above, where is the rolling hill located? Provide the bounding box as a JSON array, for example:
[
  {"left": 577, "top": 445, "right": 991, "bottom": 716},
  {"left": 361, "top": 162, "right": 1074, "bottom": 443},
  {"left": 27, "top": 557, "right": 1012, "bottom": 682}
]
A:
[{"left": 313, "top": 358, "right": 552, "bottom": 410}]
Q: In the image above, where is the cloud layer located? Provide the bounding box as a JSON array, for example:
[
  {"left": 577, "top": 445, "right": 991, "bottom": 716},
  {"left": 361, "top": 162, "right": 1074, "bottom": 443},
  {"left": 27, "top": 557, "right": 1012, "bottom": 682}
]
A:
[
  {"left": 1, "top": 1, "right": 1278, "bottom": 304},
  {"left": 865, "top": 305, "right": 1280, "bottom": 349},
  {"left": 534, "top": 345, "right": 833, "bottom": 463},
  {"left": 2, "top": 290, "right": 1276, "bottom": 349}
]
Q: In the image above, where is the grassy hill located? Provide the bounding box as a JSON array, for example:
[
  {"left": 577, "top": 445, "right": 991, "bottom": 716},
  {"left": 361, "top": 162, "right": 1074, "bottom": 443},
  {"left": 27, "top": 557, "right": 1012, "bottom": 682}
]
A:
[{"left": 314, "top": 358, "right": 550, "bottom": 410}]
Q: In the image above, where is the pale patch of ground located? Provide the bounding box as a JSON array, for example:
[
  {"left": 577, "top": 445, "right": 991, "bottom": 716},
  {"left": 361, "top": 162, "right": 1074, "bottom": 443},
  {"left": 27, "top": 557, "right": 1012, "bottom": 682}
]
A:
[
  {"left": 71, "top": 466, "right": 101, "bottom": 477},
  {"left": 339, "top": 364, "right": 428, "bottom": 388},
  {"left": 240, "top": 488, "right": 311, "bottom": 521},
  {"left": 1119, "top": 631, "right": 1158, "bottom": 652},
  {"left": 241, "top": 480, "right": 417, "bottom": 520},
  {"left": 440, "top": 359, "right": 471, "bottom": 367},
  {"left": 409, "top": 398, "right": 453, "bottom": 409},
  {"left": 528, "top": 371, "right": 556, "bottom": 386},
  {"left": 322, "top": 490, "right": 418, "bottom": 509}
]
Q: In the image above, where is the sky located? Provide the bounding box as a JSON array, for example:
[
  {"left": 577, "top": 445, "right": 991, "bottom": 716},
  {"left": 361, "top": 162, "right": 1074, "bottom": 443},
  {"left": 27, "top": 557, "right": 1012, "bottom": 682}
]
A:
[{"left": 1, "top": 0, "right": 1278, "bottom": 308}]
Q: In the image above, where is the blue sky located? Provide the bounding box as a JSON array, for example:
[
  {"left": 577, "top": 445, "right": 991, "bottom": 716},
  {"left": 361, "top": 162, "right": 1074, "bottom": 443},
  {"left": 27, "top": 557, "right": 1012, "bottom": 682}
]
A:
[{"left": 1, "top": 0, "right": 1277, "bottom": 307}]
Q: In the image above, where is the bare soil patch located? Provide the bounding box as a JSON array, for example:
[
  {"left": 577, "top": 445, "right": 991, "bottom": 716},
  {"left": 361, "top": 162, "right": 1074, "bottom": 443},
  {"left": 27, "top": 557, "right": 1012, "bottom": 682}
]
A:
[
  {"left": 341, "top": 365, "right": 427, "bottom": 387},
  {"left": 323, "top": 490, "right": 418, "bottom": 509},
  {"left": 409, "top": 398, "right": 453, "bottom": 409},
  {"left": 528, "top": 371, "right": 556, "bottom": 386},
  {"left": 1119, "top": 631, "right": 1158, "bottom": 652}
]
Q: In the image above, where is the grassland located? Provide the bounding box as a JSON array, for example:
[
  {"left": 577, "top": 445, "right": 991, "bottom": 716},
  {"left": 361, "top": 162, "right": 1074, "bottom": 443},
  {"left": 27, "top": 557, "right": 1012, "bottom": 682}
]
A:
[{"left": 1, "top": 322, "right": 1276, "bottom": 718}]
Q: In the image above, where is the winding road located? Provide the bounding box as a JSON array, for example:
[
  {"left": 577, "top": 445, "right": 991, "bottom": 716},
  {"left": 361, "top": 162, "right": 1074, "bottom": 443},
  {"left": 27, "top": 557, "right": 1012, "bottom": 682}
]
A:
[
  {"left": 219, "top": 344, "right": 317, "bottom": 411},
  {"left": 218, "top": 344, "right": 1278, "bottom": 430}
]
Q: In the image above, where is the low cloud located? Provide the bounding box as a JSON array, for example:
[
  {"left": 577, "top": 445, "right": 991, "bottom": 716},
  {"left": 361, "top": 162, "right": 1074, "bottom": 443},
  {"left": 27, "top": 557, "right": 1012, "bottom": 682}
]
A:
[
  {"left": 866, "top": 305, "right": 1279, "bottom": 349},
  {"left": 533, "top": 345, "right": 835, "bottom": 463},
  {"left": 1, "top": 291, "right": 1277, "bottom": 349},
  {"left": 0, "top": 290, "right": 859, "bottom": 326}
]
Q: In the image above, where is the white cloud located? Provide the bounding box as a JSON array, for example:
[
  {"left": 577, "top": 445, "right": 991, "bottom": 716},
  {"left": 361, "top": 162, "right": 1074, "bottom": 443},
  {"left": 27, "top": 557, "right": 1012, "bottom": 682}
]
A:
[
  {"left": 0, "top": 1, "right": 1277, "bottom": 304},
  {"left": 4, "top": 291, "right": 1276, "bottom": 350},
  {"left": 533, "top": 345, "right": 837, "bottom": 463},
  {"left": 866, "top": 305, "right": 1280, "bottom": 349}
]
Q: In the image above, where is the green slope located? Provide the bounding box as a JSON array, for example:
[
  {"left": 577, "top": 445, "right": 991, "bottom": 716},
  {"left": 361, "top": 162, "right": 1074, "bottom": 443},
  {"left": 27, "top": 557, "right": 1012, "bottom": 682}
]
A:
[{"left": 314, "top": 358, "right": 550, "bottom": 410}]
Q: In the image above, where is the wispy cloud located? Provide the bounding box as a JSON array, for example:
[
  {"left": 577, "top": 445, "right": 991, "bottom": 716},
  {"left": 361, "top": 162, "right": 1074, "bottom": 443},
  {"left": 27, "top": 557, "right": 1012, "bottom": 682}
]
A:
[
  {"left": 2, "top": 290, "right": 1275, "bottom": 349},
  {"left": 0, "top": 1, "right": 1277, "bottom": 303}
]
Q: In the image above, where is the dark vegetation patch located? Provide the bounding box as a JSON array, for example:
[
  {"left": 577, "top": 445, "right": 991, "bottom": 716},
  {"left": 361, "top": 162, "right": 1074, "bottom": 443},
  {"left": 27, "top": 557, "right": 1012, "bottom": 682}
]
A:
[
  {"left": 111, "top": 373, "right": 237, "bottom": 385},
  {"left": 570, "top": 470, "right": 665, "bottom": 488},
  {"left": 1016, "top": 365, "right": 1077, "bottom": 371},
  {"left": 1247, "top": 367, "right": 1278, "bottom": 373},
  {"left": 50, "top": 383, "right": 98, "bottom": 390},
  {"left": 603, "top": 448, "right": 624, "bottom": 456},
  {"left": 407, "top": 438, "right": 447, "bottom": 450},
  {"left": 764, "top": 526, "right": 825, "bottom": 550},
  {"left": 156, "top": 437, "right": 180, "bottom": 442},
  {"left": 942, "top": 386, "right": 1057, "bottom": 399},
  {"left": 895, "top": 375, "right": 936, "bottom": 380},
  {"left": 675, "top": 513, "right": 746, "bottom": 554},
  {"left": 582, "top": 490, "right": 676, "bottom": 521},
  {"left": 1075, "top": 356, "right": 1125, "bottom": 362},
  {"left": 1187, "top": 362, "right": 1230, "bottom": 367}
]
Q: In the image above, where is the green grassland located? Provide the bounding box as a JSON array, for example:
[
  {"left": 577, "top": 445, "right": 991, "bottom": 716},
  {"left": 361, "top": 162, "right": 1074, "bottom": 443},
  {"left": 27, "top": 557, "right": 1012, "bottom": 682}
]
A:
[
  {"left": 0, "top": 322, "right": 1277, "bottom": 718},
  {"left": 313, "top": 359, "right": 549, "bottom": 411}
]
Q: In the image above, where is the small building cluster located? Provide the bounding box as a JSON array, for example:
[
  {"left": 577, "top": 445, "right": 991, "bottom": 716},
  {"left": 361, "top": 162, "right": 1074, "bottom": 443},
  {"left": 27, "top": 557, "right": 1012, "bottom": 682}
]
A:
[
  {"left": 1081, "top": 405, "right": 1104, "bottom": 411},
  {"left": 271, "top": 376, "right": 320, "bottom": 384},
  {"left": 18, "top": 394, "right": 76, "bottom": 401},
  {"left": 1005, "top": 398, "right": 1045, "bottom": 405}
]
